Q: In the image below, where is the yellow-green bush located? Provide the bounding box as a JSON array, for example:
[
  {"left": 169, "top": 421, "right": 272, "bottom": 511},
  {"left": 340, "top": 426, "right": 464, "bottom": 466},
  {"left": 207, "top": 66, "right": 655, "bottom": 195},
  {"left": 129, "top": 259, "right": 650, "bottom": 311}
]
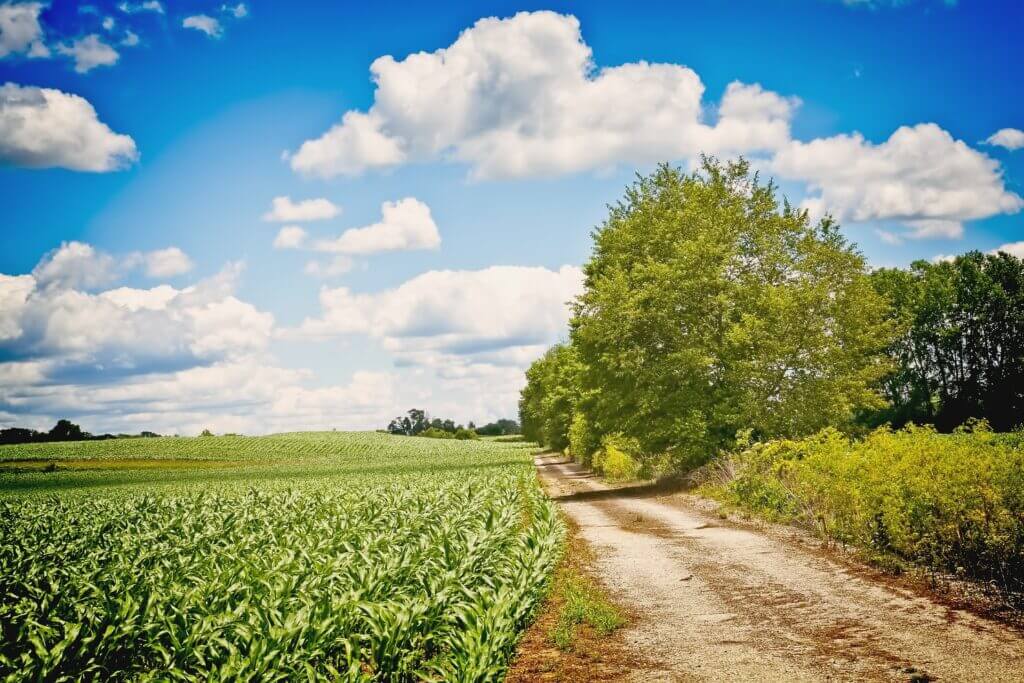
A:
[
  {"left": 593, "top": 434, "right": 641, "bottom": 482},
  {"left": 568, "top": 412, "right": 597, "bottom": 468},
  {"left": 716, "top": 424, "right": 1024, "bottom": 591}
]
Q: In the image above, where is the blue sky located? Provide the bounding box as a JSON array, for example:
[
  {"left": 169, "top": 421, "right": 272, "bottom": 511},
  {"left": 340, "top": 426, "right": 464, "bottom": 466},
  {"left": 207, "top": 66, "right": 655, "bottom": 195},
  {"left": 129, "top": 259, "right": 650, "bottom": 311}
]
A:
[{"left": 0, "top": 0, "right": 1021, "bottom": 434}]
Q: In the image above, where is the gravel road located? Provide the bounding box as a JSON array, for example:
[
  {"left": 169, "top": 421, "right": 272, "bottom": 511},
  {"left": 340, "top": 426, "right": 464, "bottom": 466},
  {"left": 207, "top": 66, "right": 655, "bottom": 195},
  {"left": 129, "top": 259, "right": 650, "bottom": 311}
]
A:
[{"left": 536, "top": 453, "right": 1024, "bottom": 682}]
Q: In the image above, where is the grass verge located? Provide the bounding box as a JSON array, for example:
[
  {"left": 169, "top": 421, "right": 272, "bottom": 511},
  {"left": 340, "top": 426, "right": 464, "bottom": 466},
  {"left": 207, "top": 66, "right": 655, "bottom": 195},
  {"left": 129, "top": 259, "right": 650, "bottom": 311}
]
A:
[{"left": 506, "top": 513, "right": 637, "bottom": 682}]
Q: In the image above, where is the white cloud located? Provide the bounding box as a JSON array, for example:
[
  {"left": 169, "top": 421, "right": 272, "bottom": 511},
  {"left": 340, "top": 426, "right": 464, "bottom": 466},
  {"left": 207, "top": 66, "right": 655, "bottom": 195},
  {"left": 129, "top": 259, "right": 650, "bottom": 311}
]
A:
[
  {"left": 990, "top": 242, "right": 1024, "bottom": 258},
  {"left": 222, "top": 3, "right": 248, "bottom": 19},
  {"left": 183, "top": 14, "right": 223, "bottom": 38},
  {"left": 32, "top": 241, "right": 119, "bottom": 290},
  {"left": 289, "top": 11, "right": 798, "bottom": 180},
  {"left": 0, "top": 86, "right": 134, "bottom": 174},
  {"left": 4, "top": 255, "right": 273, "bottom": 375},
  {"left": 273, "top": 226, "right": 307, "bottom": 249},
  {"left": 304, "top": 255, "right": 353, "bottom": 279},
  {"left": 296, "top": 264, "right": 583, "bottom": 362},
  {"left": 0, "top": 245, "right": 405, "bottom": 435},
  {"left": 121, "top": 30, "right": 139, "bottom": 47},
  {"left": 262, "top": 196, "right": 341, "bottom": 222},
  {"left": 0, "top": 2, "right": 48, "bottom": 59},
  {"left": 57, "top": 34, "right": 120, "bottom": 73},
  {"left": 772, "top": 123, "right": 1023, "bottom": 239},
  {"left": 118, "top": 1, "right": 163, "bottom": 14},
  {"left": 102, "top": 16, "right": 115, "bottom": 31},
  {"left": 140, "top": 247, "right": 194, "bottom": 278},
  {"left": 313, "top": 198, "right": 440, "bottom": 255},
  {"left": 985, "top": 128, "right": 1024, "bottom": 151},
  {"left": 0, "top": 274, "right": 34, "bottom": 340},
  {"left": 288, "top": 111, "right": 406, "bottom": 178},
  {"left": 0, "top": 360, "right": 399, "bottom": 436}
]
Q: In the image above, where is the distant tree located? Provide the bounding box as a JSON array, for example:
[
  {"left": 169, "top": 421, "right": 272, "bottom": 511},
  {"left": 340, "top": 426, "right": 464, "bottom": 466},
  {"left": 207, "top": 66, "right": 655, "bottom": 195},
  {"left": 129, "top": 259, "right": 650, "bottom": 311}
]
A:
[
  {"left": 387, "top": 409, "right": 431, "bottom": 436},
  {"left": 0, "top": 427, "right": 43, "bottom": 445},
  {"left": 47, "top": 419, "right": 85, "bottom": 442},
  {"left": 199, "top": 429, "right": 215, "bottom": 437},
  {"left": 475, "top": 419, "right": 521, "bottom": 436},
  {"left": 866, "top": 251, "right": 1024, "bottom": 431}
]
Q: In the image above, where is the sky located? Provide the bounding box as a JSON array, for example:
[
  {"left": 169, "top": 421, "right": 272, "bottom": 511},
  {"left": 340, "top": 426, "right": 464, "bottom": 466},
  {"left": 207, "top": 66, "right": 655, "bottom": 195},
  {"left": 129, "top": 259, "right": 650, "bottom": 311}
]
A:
[{"left": 0, "top": 0, "right": 1022, "bottom": 435}]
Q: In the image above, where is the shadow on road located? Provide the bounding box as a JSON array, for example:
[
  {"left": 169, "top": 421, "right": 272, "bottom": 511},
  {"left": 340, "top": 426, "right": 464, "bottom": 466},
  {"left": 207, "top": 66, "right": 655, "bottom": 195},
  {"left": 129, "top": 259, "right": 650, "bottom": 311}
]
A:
[{"left": 536, "top": 455, "right": 692, "bottom": 503}]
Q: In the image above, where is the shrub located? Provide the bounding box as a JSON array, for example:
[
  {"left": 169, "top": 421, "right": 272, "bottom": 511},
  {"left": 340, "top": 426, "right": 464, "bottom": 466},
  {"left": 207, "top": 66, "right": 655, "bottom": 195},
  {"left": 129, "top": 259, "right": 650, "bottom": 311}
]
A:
[
  {"left": 420, "top": 427, "right": 455, "bottom": 439},
  {"left": 568, "top": 413, "right": 600, "bottom": 468},
  {"left": 594, "top": 434, "right": 641, "bottom": 482},
  {"left": 453, "top": 428, "right": 479, "bottom": 440},
  {"left": 716, "top": 423, "right": 1024, "bottom": 591}
]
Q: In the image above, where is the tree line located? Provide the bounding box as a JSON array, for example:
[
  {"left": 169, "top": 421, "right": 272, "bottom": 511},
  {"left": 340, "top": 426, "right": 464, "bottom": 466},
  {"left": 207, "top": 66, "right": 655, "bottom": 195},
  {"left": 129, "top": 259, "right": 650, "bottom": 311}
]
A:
[
  {"left": 520, "top": 159, "right": 1024, "bottom": 470},
  {"left": 385, "top": 409, "right": 520, "bottom": 440},
  {"left": 0, "top": 419, "right": 162, "bottom": 446}
]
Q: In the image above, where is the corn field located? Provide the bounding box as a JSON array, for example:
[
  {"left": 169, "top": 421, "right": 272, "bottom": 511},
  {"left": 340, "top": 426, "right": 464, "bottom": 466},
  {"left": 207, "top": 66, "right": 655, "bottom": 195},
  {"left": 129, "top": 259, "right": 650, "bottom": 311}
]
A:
[{"left": 0, "top": 433, "right": 563, "bottom": 681}]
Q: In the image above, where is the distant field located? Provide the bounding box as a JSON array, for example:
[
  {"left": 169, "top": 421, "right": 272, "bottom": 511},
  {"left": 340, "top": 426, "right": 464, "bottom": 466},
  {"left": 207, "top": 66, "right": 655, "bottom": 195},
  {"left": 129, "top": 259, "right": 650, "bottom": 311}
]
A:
[{"left": 0, "top": 432, "right": 562, "bottom": 681}]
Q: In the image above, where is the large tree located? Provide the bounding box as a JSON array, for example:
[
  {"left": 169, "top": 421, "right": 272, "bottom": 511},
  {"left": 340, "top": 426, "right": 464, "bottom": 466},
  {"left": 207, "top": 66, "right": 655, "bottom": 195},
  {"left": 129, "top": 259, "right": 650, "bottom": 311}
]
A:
[{"left": 570, "top": 159, "right": 893, "bottom": 466}]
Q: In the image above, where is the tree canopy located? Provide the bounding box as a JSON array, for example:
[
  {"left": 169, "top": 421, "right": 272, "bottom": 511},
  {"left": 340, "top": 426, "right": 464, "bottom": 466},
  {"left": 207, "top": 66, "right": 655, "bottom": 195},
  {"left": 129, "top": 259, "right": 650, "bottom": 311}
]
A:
[
  {"left": 523, "top": 158, "right": 894, "bottom": 467},
  {"left": 866, "top": 251, "right": 1024, "bottom": 431}
]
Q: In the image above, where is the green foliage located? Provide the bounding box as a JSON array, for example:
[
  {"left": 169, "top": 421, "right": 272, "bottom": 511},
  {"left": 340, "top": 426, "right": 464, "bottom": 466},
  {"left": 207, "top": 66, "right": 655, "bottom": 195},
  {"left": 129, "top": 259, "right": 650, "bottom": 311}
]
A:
[
  {"left": 567, "top": 412, "right": 600, "bottom": 468},
  {"left": 521, "top": 158, "right": 892, "bottom": 472},
  {"left": 420, "top": 426, "right": 455, "bottom": 439},
  {"left": 716, "top": 424, "right": 1024, "bottom": 591},
  {"left": 551, "top": 576, "right": 625, "bottom": 651},
  {"left": 0, "top": 432, "right": 563, "bottom": 681},
  {"left": 570, "top": 158, "right": 893, "bottom": 467},
  {"left": 592, "top": 434, "right": 641, "bottom": 482},
  {"left": 866, "top": 251, "right": 1024, "bottom": 431},
  {"left": 519, "top": 344, "right": 585, "bottom": 452}
]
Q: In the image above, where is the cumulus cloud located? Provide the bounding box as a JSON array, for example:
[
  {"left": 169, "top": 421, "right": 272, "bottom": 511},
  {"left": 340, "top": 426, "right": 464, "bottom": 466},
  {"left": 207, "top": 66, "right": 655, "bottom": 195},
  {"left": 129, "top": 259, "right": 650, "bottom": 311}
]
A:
[
  {"left": 183, "top": 14, "right": 222, "bottom": 38},
  {"left": 32, "top": 241, "right": 195, "bottom": 289},
  {"left": 990, "top": 242, "right": 1024, "bottom": 258},
  {"left": 57, "top": 34, "right": 119, "bottom": 73},
  {"left": 289, "top": 11, "right": 798, "bottom": 179},
  {"left": 296, "top": 264, "right": 583, "bottom": 362},
  {"left": 118, "top": 1, "right": 163, "bottom": 14},
  {"left": 139, "top": 247, "right": 194, "bottom": 278},
  {"left": 32, "top": 241, "right": 120, "bottom": 290},
  {"left": 0, "top": 246, "right": 404, "bottom": 435},
  {"left": 985, "top": 128, "right": 1024, "bottom": 151},
  {"left": 2, "top": 261, "right": 272, "bottom": 380},
  {"left": 0, "top": 83, "right": 138, "bottom": 171},
  {"left": 0, "top": 360, "right": 398, "bottom": 436},
  {"left": 772, "top": 123, "right": 1023, "bottom": 239},
  {"left": 0, "top": 2, "right": 48, "bottom": 59},
  {"left": 313, "top": 198, "right": 440, "bottom": 255},
  {"left": 273, "top": 226, "right": 307, "bottom": 249},
  {"left": 262, "top": 196, "right": 341, "bottom": 222}
]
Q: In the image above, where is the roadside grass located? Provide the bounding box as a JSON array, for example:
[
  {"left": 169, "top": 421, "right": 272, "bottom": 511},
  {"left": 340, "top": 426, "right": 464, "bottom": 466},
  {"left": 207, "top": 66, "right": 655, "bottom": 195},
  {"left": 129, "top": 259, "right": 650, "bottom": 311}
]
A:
[
  {"left": 507, "top": 512, "right": 638, "bottom": 682},
  {"left": 551, "top": 573, "right": 625, "bottom": 650}
]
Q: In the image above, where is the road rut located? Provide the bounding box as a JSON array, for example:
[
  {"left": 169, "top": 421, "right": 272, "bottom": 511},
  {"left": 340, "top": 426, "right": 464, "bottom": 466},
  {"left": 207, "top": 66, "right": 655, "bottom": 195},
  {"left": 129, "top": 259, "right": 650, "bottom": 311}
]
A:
[{"left": 536, "top": 453, "right": 1024, "bottom": 682}]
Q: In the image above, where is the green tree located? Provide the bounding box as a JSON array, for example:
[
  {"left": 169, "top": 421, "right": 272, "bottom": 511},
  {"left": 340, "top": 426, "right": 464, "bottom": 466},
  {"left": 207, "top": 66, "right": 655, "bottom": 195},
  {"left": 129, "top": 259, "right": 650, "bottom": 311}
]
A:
[
  {"left": 867, "top": 251, "right": 1024, "bottom": 431},
  {"left": 519, "top": 344, "right": 583, "bottom": 450},
  {"left": 570, "top": 159, "right": 893, "bottom": 467}
]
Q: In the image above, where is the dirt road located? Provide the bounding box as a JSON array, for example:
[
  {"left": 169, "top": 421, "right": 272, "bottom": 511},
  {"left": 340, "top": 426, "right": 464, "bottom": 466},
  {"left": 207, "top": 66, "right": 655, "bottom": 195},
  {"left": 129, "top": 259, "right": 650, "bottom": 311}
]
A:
[{"left": 536, "top": 453, "right": 1024, "bottom": 682}]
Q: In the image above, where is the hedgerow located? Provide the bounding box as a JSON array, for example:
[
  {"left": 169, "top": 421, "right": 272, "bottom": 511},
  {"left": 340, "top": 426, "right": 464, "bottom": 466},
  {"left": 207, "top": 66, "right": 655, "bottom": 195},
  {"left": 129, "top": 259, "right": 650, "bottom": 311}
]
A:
[{"left": 711, "top": 423, "right": 1024, "bottom": 592}]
